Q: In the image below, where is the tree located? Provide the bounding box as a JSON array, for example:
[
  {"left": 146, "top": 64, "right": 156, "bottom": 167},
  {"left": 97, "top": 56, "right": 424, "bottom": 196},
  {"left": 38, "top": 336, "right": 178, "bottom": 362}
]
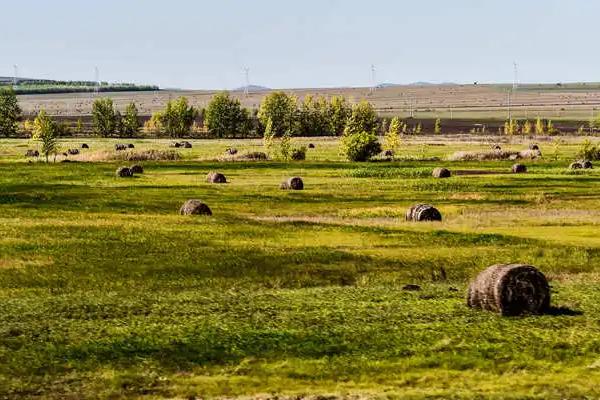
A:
[
  {"left": 535, "top": 117, "right": 545, "bottom": 135},
  {"left": 122, "top": 102, "right": 141, "bottom": 137},
  {"left": 298, "top": 95, "right": 330, "bottom": 136},
  {"left": 383, "top": 117, "right": 402, "bottom": 151},
  {"left": 92, "top": 98, "right": 116, "bottom": 137},
  {"left": 32, "top": 110, "right": 58, "bottom": 162},
  {"left": 0, "top": 88, "right": 21, "bottom": 137},
  {"left": 344, "top": 101, "right": 378, "bottom": 136},
  {"left": 257, "top": 91, "right": 298, "bottom": 137},
  {"left": 434, "top": 118, "right": 442, "bottom": 134},
  {"left": 328, "top": 96, "right": 351, "bottom": 136},
  {"left": 547, "top": 119, "right": 556, "bottom": 135},
  {"left": 158, "top": 97, "right": 198, "bottom": 137},
  {"left": 522, "top": 120, "right": 533, "bottom": 135},
  {"left": 340, "top": 131, "right": 381, "bottom": 162},
  {"left": 205, "top": 92, "right": 249, "bottom": 138}
]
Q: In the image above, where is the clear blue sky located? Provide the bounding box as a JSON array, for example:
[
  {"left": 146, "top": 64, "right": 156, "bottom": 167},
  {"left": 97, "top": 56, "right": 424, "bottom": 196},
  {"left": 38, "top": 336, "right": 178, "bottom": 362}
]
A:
[{"left": 1, "top": 0, "right": 596, "bottom": 89}]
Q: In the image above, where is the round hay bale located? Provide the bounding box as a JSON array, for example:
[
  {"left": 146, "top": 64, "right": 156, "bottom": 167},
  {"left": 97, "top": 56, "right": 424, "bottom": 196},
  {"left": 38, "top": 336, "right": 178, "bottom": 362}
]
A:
[
  {"left": 81, "top": 143, "right": 89, "bottom": 149},
  {"left": 68, "top": 148, "right": 80, "bottom": 155},
  {"left": 512, "top": 163, "right": 527, "bottom": 173},
  {"left": 432, "top": 167, "right": 451, "bottom": 178},
  {"left": 172, "top": 142, "right": 182, "bottom": 148},
  {"left": 383, "top": 149, "right": 394, "bottom": 157},
  {"left": 280, "top": 177, "right": 304, "bottom": 190},
  {"left": 25, "top": 149, "right": 39, "bottom": 157},
  {"left": 529, "top": 143, "right": 540, "bottom": 151},
  {"left": 130, "top": 164, "right": 144, "bottom": 174},
  {"left": 491, "top": 144, "right": 502, "bottom": 151},
  {"left": 308, "top": 143, "right": 315, "bottom": 149},
  {"left": 467, "top": 264, "right": 550, "bottom": 316},
  {"left": 226, "top": 147, "right": 238, "bottom": 155},
  {"left": 207, "top": 172, "right": 227, "bottom": 183},
  {"left": 116, "top": 166, "right": 133, "bottom": 178},
  {"left": 582, "top": 160, "right": 593, "bottom": 169},
  {"left": 179, "top": 199, "right": 212, "bottom": 216},
  {"left": 115, "top": 144, "right": 127, "bottom": 151},
  {"left": 181, "top": 141, "right": 192, "bottom": 148},
  {"left": 569, "top": 161, "right": 583, "bottom": 170},
  {"left": 405, "top": 204, "right": 442, "bottom": 222},
  {"left": 127, "top": 143, "right": 135, "bottom": 149}
]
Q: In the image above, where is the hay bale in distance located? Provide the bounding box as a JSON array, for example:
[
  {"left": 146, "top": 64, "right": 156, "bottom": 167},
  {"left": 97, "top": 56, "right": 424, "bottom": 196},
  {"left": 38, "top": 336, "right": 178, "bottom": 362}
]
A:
[
  {"left": 432, "top": 167, "right": 451, "bottom": 178},
  {"left": 569, "top": 161, "right": 583, "bottom": 170},
  {"left": 238, "top": 151, "right": 268, "bottom": 161},
  {"left": 529, "top": 143, "right": 540, "bottom": 151},
  {"left": 130, "top": 164, "right": 144, "bottom": 174},
  {"left": 68, "top": 148, "right": 80, "bottom": 155},
  {"left": 405, "top": 204, "right": 442, "bottom": 222},
  {"left": 180, "top": 199, "right": 212, "bottom": 216},
  {"left": 225, "top": 147, "right": 238, "bottom": 155},
  {"left": 116, "top": 166, "right": 133, "bottom": 178},
  {"left": 491, "top": 144, "right": 502, "bottom": 151},
  {"left": 207, "top": 172, "right": 227, "bottom": 183},
  {"left": 181, "top": 141, "right": 192, "bottom": 148},
  {"left": 308, "top": 143, "right": 316, "bottom": 149},
  {"left": 467, "top": 263, "right": 550, "bottom": 316},
  {"left": 512, "top": 163, "right": 527, "bottom": 173},
  {"left": 280, "top": 177, "right": 304, "bottom": 190},
  {"left": 115, "top": 144, "right": 127, "bottom": 151},
  {"left": 127, "top": 143, "right": 135, "bottom": 149},
  {"left": 25, "top": 149, "right": 39, "bottom": 157},
  {"left": 582, "top": 160, "right": 593, "bottom": 169},
  {"left": 81, "top": 143, "right": 89, "bottom": 149}
]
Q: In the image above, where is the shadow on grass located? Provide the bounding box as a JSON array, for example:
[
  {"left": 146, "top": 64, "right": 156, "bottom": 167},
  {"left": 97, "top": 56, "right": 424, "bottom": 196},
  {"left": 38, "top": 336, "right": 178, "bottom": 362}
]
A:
[{"left": 546, "top": 306, "right": 583, "bottom": 316}]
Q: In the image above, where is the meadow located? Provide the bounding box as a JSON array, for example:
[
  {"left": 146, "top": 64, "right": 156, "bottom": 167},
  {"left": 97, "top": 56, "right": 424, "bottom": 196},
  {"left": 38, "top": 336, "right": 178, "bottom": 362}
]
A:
[{"left": 1, "top": 136, "right": 600, "bottom": 399}]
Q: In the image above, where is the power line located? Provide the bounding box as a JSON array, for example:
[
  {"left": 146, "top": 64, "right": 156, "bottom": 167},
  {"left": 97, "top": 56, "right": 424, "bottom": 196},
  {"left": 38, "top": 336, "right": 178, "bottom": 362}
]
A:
[
  {"left": 370, "top": 64, "right": 376, "bottom": 93},
  {"left": 513, "top": 61, "right": 518, "bottom": 91}
]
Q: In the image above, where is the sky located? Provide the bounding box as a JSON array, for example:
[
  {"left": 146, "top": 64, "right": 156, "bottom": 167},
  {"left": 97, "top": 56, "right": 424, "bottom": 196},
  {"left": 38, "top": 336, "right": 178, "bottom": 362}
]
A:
[{"left": 0, "top": 0, "right": 597, "bottom": 89}]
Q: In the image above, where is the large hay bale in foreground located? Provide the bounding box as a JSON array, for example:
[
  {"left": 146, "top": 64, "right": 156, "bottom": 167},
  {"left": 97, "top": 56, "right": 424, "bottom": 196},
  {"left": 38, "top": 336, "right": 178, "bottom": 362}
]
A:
[
  {"left": 130, "top": 164, "right": 144, "bottom": 174},
  {"left": 179, "top": 200, "right": 212, "bottom": 216},
  {"left": 569, "top": 161, "right": 583, "bottom": 170},
  {"left": 432, "top": 167, "right": 451, "bottom": 178},
  {"left": 405, "top": 204, "right": 442, "bottom": 222},
  {"left": 467, "top": 264, "right": 550, "bottom": 316},
  {"left": 512, "top": 163, "right": 527, "bottom": 173},
  {"left": 207, "top": 172, "right": 227, "bottom": 183},
  {"left": 116, "top": 166, "right": 133, "bottom": 177},
  {"left": 280, "top": 177, "right": 304, "bottom": 190}
]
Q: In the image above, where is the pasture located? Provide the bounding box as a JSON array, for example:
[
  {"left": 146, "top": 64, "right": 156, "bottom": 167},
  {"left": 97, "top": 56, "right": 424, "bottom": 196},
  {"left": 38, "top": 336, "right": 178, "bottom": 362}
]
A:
[{"left": 1, "top": 137, "right": 600, "bottom": 399}]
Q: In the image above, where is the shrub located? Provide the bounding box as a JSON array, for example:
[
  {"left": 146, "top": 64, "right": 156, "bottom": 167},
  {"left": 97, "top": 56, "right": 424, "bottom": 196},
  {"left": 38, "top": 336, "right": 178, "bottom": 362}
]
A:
[
  {"left": 291, "top": 146, "right": 307, "bottom": 161},
  {"left": 0, "top": 88, "right": 21, "bottom": 137},
  {"left": 576, "top": 139, "right": 600, "bottom": 161},
  {"left": 122, "top": 102, "right": 141, "bottom": 137},
  {"left": 383, "top": 117, "right": 402, "bottom": 151},
  {"left": 340, "top": 131, "right": 381, "bottom": 162},
  {"left": 434, "top": 118, "right": 442, "bottom": 134}
]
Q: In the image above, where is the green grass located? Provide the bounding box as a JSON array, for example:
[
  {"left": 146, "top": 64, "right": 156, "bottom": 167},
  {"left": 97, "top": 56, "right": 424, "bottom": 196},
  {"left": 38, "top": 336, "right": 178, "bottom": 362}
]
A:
[{"left": 1, "top": 137, "right": 600, "bottom": 399}]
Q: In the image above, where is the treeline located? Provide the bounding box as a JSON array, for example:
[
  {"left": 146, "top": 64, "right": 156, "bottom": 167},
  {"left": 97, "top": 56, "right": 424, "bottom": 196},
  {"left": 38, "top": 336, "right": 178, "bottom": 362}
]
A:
[{"left": 2, "top": 83, "right": 159, "bottom": 95}]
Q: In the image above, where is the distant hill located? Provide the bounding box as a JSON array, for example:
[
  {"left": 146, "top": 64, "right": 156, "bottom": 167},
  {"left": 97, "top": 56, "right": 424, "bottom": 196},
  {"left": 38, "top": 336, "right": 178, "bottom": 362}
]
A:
[
  {"left": 377, "top": 82, "right": 457, "bottom": 88},
  {"left": 234, "top": 85, "right": 270, "bottom": 92}
]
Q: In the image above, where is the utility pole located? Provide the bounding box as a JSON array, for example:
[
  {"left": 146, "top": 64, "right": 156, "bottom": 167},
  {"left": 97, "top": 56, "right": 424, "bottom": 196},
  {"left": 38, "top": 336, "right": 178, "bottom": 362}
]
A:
[
  {"left": 513, "top": 61, "right": 518, "bottom": 91},
  {"left": 94, "top": 66, "right": 100, "bottom": 96},
  {"left": 507, "top": 90, "right": 512, "bottom": 121},
  {"left": 370, "top": 64, "right": 376, "bottom": 93},
  {"left": 13, "top": 65, "right": 18, "bottom": 89},
  {"left": 243, "top": 67, "right": 250, "bottom": 97}
]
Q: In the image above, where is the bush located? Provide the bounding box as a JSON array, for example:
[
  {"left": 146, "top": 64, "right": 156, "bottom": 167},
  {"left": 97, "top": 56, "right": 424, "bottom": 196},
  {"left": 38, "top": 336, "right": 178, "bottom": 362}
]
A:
[
  {"left": 291, "top": 146, "right": 307, "bottom": 161},
  {"left": 257, "top": 91, "right": 297, "bottom": 136},
  {"left": 576, "top": 140, "right": 600, "bottom": 161},
  {"left": 205, "top": 92, "right": 250, "bottom": 138},
  {"left": 92, "top": 98, "right": 116, "bottom": 137},
  {"left": 340, "top": 131, "right": 381, "bottom": 162}
]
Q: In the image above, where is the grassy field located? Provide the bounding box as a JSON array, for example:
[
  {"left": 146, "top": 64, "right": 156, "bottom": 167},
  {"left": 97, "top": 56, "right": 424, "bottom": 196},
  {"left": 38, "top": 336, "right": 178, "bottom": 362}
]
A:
[{"left": 1, "top": 137, "right": 600, "bottom": 399}]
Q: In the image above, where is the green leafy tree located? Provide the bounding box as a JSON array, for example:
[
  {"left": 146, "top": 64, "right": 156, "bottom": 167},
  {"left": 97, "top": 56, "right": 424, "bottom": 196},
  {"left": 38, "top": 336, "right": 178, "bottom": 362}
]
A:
[
  {"left": 263, "top": 118, "right": 275, "bottom": 153},
  {"left": 344, "top": 101, "right": 378, "bottom": 136},
  {"left": 122, "top": 102, "right": 141, "bottom": 137},
  {"left": 383, "top": 116, "right": 402, "bottom": 151},
  {"left": 32, "top": 110, "right": 58, "bottom": 162},
  {"left": 0, "top": 88, "right": 21, "bottom": 137},
  {"left": 278, "top": 131, "right": 293, "bottom": 161},
  {"left": 547, "top": 119, "right": 556, "bottom": 135},
  {"left": 205, "top": 92, "right": 249, "bottom": 138},
  {"left": 298, "top": 95, "right": 330, "bottom": 136},
  {"left": 92, "top": 98, "right": 116, "bottom": 137},
  {"left": 340, "top": 131, "right": 382, "bottom": 162},
  {"left": 535, "top": 117, "right": 545, "bottom": 135},
  {"left": 76, "top": 118, "right": 84, "bottom": 134},
  {"left": 522, "top": 120, "right": 533, "bottom": 135},
  {"left": 257, "top": 91, "right": 298, "bottom": 137},
  {"left": 434, "top": 118, "right": 442, "bottom": 134},
  {"left": 328, "top": 96, "right": 351, "bottom": 136},
  {"left": 158, "top": 97, "right": 198, "bottom": 137}
]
